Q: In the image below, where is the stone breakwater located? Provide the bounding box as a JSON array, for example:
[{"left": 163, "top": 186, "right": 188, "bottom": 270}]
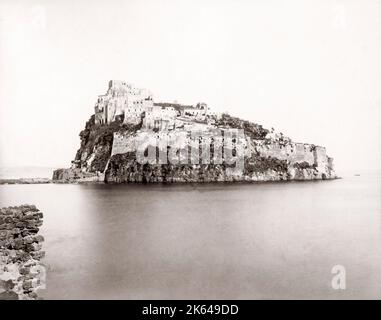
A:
[{"left": 0, "top": 205, "right": 45, "bottom": 300}]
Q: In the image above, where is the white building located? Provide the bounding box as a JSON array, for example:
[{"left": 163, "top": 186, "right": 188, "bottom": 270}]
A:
[
  {"left": 94, "top": 81, "right": 209, "bottom": 131},
  {"left": 94, "top": 80, "right": 153, "bottom": 125},
  {"left": 182, "top": 102, "right": 208, "bottom": 121},
  {"left": 143, "top": 105, "right": 177, "bottom": 131}
]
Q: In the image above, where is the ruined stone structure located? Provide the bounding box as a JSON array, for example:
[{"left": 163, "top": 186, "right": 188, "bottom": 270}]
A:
[
  {"left": 143, "top": 105, "right": 177, "bottom": 131},
  {"left": 0, "top": 205, "right": 45, "bottom": 300},
  {"left": 182, "top": 102, "right": 208, "bottom": 121}
]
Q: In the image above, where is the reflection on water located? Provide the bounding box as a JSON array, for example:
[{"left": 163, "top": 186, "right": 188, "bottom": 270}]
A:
[{"left": 0, "top": 175, "right": 380, "bottom": 299}]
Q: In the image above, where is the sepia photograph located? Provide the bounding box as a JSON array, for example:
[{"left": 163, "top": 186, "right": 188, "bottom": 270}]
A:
[{"left": 0, "top": 0, "right": 381, "bottom": 308}]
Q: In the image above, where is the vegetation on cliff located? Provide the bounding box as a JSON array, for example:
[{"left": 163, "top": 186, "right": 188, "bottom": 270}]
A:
[
  {"left": 245, "top": 155, "right": 288, "bottom": 174},
  {"left": 74, "top": 116, "right": 141, "bottom": 172},
  {"left": 214, "top": 113, "right": 269, "bottom": 140},
  {"left": 106, "top": 152, "right": 242, "bottom": 183}
]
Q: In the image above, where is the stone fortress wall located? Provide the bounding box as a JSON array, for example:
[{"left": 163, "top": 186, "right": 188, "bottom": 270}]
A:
[
  {"left": 252, "top": 140, "right": 334, "bottom": 180},
  {"left": 109, "top": 128, "right": 335, "bottom": 182}
]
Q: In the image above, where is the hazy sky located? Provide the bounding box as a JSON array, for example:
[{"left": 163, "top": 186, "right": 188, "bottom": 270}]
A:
[{"left": 0, "top": 0, "right": 380, "bottom": 174}]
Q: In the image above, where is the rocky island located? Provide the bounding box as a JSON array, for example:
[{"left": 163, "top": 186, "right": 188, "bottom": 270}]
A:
[{"left": 53, "top": 80, "right": 336, "bottom": 183}]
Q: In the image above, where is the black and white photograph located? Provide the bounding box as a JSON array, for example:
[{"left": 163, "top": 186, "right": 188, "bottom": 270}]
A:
[{"left": 0, "top": 0, "right": 381, "bottom": 307}]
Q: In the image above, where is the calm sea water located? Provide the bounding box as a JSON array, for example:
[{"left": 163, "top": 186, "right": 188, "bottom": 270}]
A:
[{"left": 1, "top": 174, "right": 380, "bottom": 299}]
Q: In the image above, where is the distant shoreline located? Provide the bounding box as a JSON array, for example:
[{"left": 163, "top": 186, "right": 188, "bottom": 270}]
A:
[
  {"left": 0, "top": 176, "right": 342, "bottom": 185},
  {"left": 0, "top": 178, "right": 52, "bottom": 185}
]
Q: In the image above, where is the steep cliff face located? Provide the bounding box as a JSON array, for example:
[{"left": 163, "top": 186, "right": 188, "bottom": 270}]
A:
[{"left": 53, "top": 113, "right": 336, "bottom": 183}]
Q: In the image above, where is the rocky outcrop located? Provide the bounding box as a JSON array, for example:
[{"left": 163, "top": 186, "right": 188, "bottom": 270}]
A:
[
  {"left": 53, "top": 111, "right": 336, "bottom": 183},
  {"left": 0, "top": 205, "right": 45, "bottom": 300}
]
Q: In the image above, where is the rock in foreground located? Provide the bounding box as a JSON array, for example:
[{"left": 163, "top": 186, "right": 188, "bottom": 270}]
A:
[{"left": 0, "top": 205, "right": 45, "bottom": 300}]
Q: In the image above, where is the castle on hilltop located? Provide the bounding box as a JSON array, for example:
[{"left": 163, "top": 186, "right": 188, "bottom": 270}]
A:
[
  {"left": 94, "top": 80, "right": 210, "bottom": 131},
  {"left": 53, "top": 80, "right": 337, "bottom": 183}
]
